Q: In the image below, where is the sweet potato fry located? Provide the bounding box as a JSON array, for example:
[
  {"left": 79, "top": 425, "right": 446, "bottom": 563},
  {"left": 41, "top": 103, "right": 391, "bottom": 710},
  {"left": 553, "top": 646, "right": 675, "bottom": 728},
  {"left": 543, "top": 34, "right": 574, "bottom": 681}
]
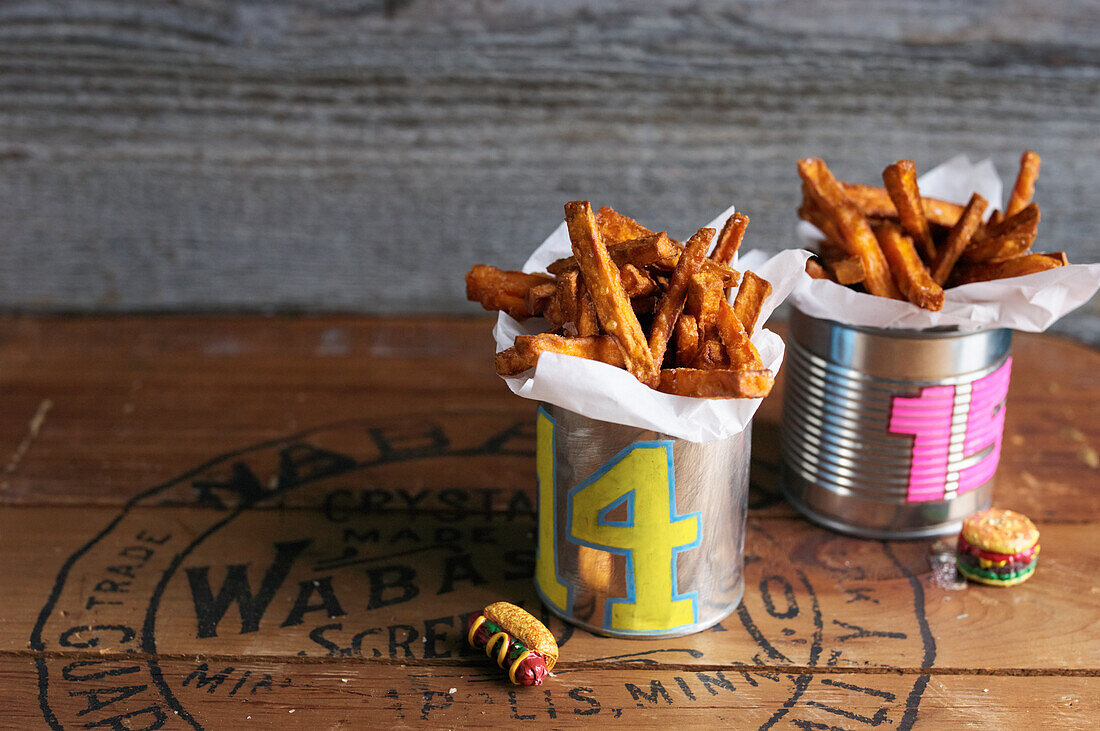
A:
[
  {"left": 515, "top": 333, "right": 625, "bottom": 364},
  {"left": 495, "top": 334, "right": 626, "bottom": 376},
  {"left": 643, "top": 253, "right": 740, "bottom": 287},
  {"left": 657, "top": 368, "right": 774, "bottom": 399},
  {"left": 564, "top": 201, "right": 656, "bottom": 386},
  {"left": 717, "top": 298, "right": 763, "bottom": 368},
  {"left": 576, "top": 276, "right": 608, "bottom": 335},
  {"left": 546, "top": 233, "right": 680, "bottom": 275},
  {"left": 930, "top": 192, "right": 988, "bottom": 286},
  {"left": 1005, "top": 151, "right": 1040, "bottom": 217},
  {"left": 556, "top": 216, "right": 738, "bottom": 281},
  {"left": 883, "top": 160, "right": 936, "bottom": 260},
  {"left": 962, "top": 203, "right": 1039, "bottom": 264},
  {"left": 686, "top": 271, "right": 725, "bottom": 343},
  {"left": 524, "top": 282, "right": 556, "bottom": 317},
  {"left": 619, "top": 263, "right": 658, "bottom": 298},
  {"left": 732, "top": 271, "right": 772, "bottom": 334},
  {"left": 826, "top": 256, "right": 865, "bottom": 285},
  {"left": 632, "top": 251, "right": 739, "bottom": 287},
  {"left": 698, "top": 259, "right": 739, "bottom": 287},
  {"left": 798, "top": 159, "right": 902, "bottom": 299},
  {"left": 691, "top": 339, "right": 729, "bottom": 370},
  {"left": 494, "top": 347, "right": 532, "bottom": 377},
  {"left": 804, "top": 258, "right": 833, "bottom": 280},
  {"left": 839, "top": 182, "right": 965, "bottom": 229},
  {"left": 964, "top": 230, "right": 1036, "bottom": 264},
  {"left": 873, "top": 222, "right": 944, "bottom": 311},
  {"left": 648, "top": 227, "right": 713, "bottom": 369},
  {"left": 596, "top": 206, "right": 653, "bottom": 244},
  {"left": 616, "top": 241, "right": 739, "bottom": 286},
  {"left": 953, "top": 252, "right": 1067, "bottom": 286},
  {"left": 555, "top": 269, "right": 599, "bottom": 337},
  {"left": 799, "top": 193, "right": 844, "bottom": 244},
  {"left": 466, "top": 265, "right": 552, "bottom": 298},
  {"left": 675, "top": 314, "right": 700, "bottom": 367},
  {"left": 555, "top": 270, "right": 580, "bottom": 331},
  {"left": 987, "top": 210, "right": 1003, "bottom": 227},
  {"left": 466, "top": 265, "right": 554, "bottom": 320},
  {"left": 474, "top": 200, "right": 778, "bottom": 399},
  {"left": 542, "top": 291, "right": 564, "bottom": 329},
  {"left": 710, "top": 213, "right": 749, "bottom": 266}
]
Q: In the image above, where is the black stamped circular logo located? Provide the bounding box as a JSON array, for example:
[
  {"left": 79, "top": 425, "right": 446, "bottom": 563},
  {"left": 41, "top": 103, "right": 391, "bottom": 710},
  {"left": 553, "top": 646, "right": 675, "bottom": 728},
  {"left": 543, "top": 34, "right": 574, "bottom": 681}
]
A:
[{"left": 31, "top": 415, "right": 933, "bottom": 729}]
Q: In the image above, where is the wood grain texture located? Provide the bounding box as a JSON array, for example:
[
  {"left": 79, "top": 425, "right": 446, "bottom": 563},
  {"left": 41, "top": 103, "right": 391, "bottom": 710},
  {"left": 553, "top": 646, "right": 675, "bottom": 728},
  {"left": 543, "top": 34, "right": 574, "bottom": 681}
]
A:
[
  {"left": 0, "top": 315, "right": 1096, "bottom": 727},
  {"left": 3, "top": 659, "right": 1097, "bottom": 729},
  {"left": 0, "top": 2, "right": 1096, "bottom": 342},
  {"left": 5, "top": 505, "right": 1097, "bottom": 669},
  {"left": 0, "top": 316, "right": 1095, "bottom": 523}
]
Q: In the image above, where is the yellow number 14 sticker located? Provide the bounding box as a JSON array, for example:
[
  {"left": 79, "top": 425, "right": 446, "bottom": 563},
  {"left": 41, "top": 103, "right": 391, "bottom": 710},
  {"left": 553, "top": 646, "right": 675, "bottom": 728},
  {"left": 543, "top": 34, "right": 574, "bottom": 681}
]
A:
[{"left": 535, "top": 408, "right": 701, "bottom": 635}]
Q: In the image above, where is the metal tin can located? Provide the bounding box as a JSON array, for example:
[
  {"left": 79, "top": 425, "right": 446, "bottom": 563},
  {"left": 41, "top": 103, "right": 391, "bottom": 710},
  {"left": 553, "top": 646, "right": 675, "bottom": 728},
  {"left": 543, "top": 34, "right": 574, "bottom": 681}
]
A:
[
  {"left": 780, "top": 308, "right": 1012, "bottom": 539},
  {"left": 533, "top": 404, "right": 749, "bottom": 638}
]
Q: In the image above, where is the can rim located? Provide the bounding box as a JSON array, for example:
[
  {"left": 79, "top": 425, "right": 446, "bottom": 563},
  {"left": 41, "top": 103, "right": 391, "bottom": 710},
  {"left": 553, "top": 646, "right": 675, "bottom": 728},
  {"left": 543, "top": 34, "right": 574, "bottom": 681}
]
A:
[
  {"left": 793, "top": 306, "right": 1011, "bottom": 341},
  {"left": 789, "top": 339, "right": 1011, "bottom": 388}
]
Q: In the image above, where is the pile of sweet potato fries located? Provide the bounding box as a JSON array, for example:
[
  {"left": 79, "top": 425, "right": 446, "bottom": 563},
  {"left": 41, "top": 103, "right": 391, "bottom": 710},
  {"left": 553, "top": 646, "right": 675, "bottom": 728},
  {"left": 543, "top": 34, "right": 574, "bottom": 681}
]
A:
[
  {"left": 799, "top": 152, "right": 1067, "bottom": 310},
  {"left": 466, "top": 202, "right": 775, "bottom": 399}
]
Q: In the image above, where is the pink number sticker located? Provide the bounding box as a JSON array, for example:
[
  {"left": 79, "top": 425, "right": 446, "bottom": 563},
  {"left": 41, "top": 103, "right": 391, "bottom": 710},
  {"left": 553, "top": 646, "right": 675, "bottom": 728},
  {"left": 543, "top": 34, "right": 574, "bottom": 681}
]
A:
[{"left": 888, "top": 358, "right": 1012, "bottom": 503}]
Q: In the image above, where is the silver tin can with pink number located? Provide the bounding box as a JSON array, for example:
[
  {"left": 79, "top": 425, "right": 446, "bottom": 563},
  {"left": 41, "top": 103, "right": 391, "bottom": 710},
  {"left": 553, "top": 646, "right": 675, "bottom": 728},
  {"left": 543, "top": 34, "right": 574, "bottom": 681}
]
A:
[{"left": 780, "top": 308, "right": 1011, "bottom": 539}]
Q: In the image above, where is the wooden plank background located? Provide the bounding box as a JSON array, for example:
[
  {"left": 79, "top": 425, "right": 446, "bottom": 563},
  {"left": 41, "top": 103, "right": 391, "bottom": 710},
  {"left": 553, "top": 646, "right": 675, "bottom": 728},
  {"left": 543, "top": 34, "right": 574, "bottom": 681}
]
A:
[{"left": 0, "top": 1, "right": 1097, "bottom": 343}]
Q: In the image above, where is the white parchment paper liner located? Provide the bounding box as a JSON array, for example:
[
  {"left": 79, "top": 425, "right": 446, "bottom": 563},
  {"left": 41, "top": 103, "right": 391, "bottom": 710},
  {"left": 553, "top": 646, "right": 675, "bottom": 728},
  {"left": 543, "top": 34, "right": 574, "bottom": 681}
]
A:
[
  {"left": 790, "top": 154, "right": 1100, "bottom": 332},
  {"left": 492, "top": 205, "right": 811, "bottom": 443}
]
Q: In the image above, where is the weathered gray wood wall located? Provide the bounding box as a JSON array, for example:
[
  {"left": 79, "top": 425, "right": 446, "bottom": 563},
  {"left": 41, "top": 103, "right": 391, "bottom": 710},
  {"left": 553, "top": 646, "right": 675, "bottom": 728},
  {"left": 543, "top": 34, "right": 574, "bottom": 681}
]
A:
[{"left": 1, "top": 1, "right": 1098, "bottom": 341}]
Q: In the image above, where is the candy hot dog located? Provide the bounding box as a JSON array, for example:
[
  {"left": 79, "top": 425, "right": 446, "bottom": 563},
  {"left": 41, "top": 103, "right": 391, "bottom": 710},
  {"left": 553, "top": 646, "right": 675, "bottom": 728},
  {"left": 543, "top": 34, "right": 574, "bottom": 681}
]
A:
[{"left": 466, "top": 602, "right": 558, "bottom": 686}]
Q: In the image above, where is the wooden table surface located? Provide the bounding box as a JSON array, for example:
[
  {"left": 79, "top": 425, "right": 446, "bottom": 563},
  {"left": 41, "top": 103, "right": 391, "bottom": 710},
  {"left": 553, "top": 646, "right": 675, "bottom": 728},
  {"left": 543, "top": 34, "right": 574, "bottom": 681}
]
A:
[{"left": 1, "top": 315, "right": 1097, "bottom": 729}]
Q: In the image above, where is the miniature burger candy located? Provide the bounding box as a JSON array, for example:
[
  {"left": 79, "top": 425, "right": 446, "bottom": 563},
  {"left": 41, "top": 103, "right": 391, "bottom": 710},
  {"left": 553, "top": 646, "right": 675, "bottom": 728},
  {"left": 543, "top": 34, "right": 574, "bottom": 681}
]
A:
[
  {"left": 466, "top": 602, "right": 559, "bottom": 686},
  {"left": 956, "top": 508, "right": 1040, "bottom": 587}
]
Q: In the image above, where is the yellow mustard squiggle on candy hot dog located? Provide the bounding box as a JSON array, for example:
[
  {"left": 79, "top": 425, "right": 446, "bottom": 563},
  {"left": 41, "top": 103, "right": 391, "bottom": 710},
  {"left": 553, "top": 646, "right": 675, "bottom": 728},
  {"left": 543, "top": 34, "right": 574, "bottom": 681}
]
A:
[
  {"left": 487, "top": 631, "right": 511, "bottom": 667},
  {"left": 467, "top": 615, "right": 487, "bottom": 647}
]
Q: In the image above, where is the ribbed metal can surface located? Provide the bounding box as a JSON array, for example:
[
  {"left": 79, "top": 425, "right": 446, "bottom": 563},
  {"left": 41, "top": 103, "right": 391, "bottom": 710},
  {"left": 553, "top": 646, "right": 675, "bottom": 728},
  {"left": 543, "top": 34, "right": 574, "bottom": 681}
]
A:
[
  {"left": 534, "top": 404, "right": 749, "bottom": 638},
  {"left": 780, "top": 309, "right": 1012, "bottom": 539}
]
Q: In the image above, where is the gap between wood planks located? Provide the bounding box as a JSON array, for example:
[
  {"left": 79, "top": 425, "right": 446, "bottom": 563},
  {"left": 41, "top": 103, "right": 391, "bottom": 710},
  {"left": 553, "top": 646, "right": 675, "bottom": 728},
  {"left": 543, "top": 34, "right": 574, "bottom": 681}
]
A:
[
  {"left": 4, "top": 649, "right": 1098, "bottom": 677},
  {"left": 2, "top": 503, "right": 1097, "bottom": 527}
]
